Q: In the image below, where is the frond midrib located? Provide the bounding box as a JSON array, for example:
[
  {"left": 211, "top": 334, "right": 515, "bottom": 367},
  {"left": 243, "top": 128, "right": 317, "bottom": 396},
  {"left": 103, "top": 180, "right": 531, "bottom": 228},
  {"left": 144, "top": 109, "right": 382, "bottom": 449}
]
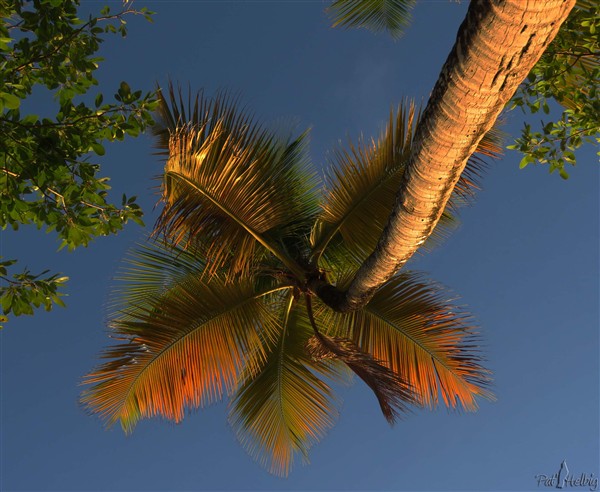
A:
[
  {"left": 275, "top": 293, "right": 297, "bottom": 447},
  {"left": 167, "top": 171, "right": 307, "bottom": 280}
]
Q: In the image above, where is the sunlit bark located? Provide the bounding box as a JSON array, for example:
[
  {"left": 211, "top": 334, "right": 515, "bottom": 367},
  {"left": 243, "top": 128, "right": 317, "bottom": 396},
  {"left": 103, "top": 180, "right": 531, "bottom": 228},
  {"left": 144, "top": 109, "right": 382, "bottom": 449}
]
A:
[{"left": 314, "top": 0, "right": 576, "bottom": 312}]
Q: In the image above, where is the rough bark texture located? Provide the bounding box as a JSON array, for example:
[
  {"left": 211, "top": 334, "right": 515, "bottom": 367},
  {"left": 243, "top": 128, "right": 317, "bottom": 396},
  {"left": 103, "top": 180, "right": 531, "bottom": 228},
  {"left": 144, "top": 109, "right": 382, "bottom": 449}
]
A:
[{"left": 315, "top": 0, "right": 576, "bottom": 312}]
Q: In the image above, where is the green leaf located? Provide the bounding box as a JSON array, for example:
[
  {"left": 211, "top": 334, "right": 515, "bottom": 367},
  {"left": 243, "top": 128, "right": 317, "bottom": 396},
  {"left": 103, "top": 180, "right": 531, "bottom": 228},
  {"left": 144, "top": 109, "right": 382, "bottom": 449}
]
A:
[
  {"left": 0, "top": 37, "right": 12, "bottom": 51},
  {"left": 1, "top": 92, "right": 21, "bottom": 110},
  {"left": 542, "top": 101, "right": 550, "bottom": 114},
  {"left": 1, "top": 291, "right": 14, "bottom": 314},
  {"left": 90, "top": 142, "right": 105, "bottom": 156},
  {"left": 52, "top": 295, "right": 66, "bottom": 308},
  {"left": 119, "top": 81, "right": 131, "bottom": 97},
  {"left": 519, "top": 155, "right": 532, "bottom": 169}
]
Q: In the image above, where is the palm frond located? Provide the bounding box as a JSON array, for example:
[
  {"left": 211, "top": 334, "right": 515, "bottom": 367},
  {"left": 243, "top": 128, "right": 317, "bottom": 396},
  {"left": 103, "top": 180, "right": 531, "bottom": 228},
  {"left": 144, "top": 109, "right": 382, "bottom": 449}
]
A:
[
  {"left": 108, "top": 239, "right": 206, "bottom": 315},
  {"left": 82, "top": 252, "right": 290, "bottom": 432},
  {"left": 228, "top": 293, "right": 343, "bottom": 477},
  {"left": 448, "top": 126, "right": 505, "bottom": 210},
  {"left": 317, "top": 272, "right": 494, "bottom": 410},
  {"left": 311, "top": 101, "right": 418, "bottom": 265},
  {"left": 305, "top": 294, "right": 416, "bottom": 423},
  {"left": 311, "top": 101, "right": 503, "bottom": 270},
  {"left": 327, "top": 0, "right": 416, "bottom": 40},
  {"left": 153, "top": 83, "right": 320, "bottom": 278}
]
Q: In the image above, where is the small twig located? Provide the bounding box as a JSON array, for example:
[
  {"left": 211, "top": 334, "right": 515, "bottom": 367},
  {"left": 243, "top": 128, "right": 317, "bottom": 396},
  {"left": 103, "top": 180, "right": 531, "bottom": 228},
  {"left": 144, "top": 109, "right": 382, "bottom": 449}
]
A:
[{"left": 1, "top": 168, "right": 19, "bottom": 178}]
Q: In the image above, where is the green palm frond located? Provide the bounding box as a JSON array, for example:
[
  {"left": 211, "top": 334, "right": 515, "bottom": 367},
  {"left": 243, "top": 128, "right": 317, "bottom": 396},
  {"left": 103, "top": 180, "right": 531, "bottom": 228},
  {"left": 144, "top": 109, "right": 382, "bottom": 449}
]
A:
[
  {"left": 318, "top": 272, "right": 494, "bottom": 410},
  {"left": 311, "top": 101, "right": 418, "bottom": 265},
  {"left": 153, "top": 84, "right": 320, "bottom": 278},
  {"left": 82, "top": 244, "right": 291, "bottom": 432},
  {"left": 229, "top": 293, "right": 344, "bottom": 477},
  {"left": 108, "top": 239, "right": 206, "bottom": 315},
  {"left": 327, "top": 0, "right": 416, "bottom": 39},
  {"left": 311, "top": 101, "right": 503, "bottom": 269}
]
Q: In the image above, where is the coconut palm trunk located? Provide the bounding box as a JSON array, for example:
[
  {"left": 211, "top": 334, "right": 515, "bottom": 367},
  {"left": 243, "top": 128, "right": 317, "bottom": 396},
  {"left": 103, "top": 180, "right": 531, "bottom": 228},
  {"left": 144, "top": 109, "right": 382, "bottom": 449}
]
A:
[{"left": 313, "top": 0, "right": 576, "bottom": 312}]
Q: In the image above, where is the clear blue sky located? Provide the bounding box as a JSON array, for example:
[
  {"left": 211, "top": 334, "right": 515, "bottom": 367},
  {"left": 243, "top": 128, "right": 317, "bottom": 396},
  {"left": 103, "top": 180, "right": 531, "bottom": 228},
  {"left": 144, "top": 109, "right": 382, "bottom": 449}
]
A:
[{"left": 1, "top": 1, "right": 598, "bottom": 491}]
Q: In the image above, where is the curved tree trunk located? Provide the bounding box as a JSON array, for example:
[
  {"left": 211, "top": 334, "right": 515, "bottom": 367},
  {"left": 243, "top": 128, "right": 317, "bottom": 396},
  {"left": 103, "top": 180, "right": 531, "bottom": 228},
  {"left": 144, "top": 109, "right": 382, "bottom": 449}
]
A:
[{"left": 314, "top": 0, "right": 576, "bottom": 312}]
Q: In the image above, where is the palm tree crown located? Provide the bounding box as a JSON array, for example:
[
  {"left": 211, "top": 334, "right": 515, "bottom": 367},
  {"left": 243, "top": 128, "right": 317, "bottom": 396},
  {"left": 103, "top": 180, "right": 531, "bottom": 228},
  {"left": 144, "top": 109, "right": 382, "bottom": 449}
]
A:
[{"left": 82, "top": 84, "right": 500, "bottom": 476}]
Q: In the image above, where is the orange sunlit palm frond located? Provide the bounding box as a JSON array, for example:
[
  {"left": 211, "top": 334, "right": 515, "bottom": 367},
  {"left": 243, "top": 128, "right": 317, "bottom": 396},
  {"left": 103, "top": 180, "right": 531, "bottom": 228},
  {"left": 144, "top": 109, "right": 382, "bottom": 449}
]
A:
[
  {"left": 82, "top": 243, "right": 290, "bottom": 433},
  {"left": 153, "top": 83, "right": 320, "bottom": 278},
  {"left": 318, "top": 272, "right": 494, "bottom": 410},
  {"left": 107, "top": 239, "right": 206, "bottom": 314},
  {"left": 311, "top": 100, "right": 419, "bottom": 265},
  {"left": 447, "top": 126, "right": 505, "bottom": 210}
]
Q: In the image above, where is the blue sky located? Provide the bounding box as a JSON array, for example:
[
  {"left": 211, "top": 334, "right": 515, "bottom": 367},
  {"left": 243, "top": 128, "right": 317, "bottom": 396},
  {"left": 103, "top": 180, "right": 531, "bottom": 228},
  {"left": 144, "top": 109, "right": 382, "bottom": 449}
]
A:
[{"left": 1, "top": 1, "right": 598, "bottom": 491}]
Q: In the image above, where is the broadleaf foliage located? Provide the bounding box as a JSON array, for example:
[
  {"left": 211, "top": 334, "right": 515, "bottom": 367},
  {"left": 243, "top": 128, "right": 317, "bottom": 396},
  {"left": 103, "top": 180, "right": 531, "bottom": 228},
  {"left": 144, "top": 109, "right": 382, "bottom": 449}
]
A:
[
  {"left": 508, "top": 0, "right": 600, "bottom": 178},
  {"left": 0, "top": 0, "right": 156, "bottom": 324}
]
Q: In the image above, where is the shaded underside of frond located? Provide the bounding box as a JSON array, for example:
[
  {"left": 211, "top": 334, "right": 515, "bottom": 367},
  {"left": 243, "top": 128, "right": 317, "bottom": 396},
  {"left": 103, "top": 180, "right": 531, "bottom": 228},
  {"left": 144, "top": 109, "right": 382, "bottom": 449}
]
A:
[
  {"left": 306, "top": 330, "right": 416, "bottom": 423},
  {"left": 152, "top": 83, "right": 320, "bottom": 277},
  {"left": 311, "top": 102, "right": 503, "bottom": 270},
  {"left": 327, "top": 0, "right": 416, "bottom": 39},
  {"left": 317, "top": 272, "right": 493, "bottom": 410},
  {"left": 229, "top": 294, "right": 344, "bottom": 477},
  {"left": 82, "top": 264, "right": 288, "bottom": 433}
]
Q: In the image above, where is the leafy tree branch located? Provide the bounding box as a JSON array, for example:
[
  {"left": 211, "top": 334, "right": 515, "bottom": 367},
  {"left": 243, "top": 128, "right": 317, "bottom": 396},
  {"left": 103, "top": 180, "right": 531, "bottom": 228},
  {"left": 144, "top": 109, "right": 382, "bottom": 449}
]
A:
[
  {"left": 508, "top": 0, "right": 600, "bottom": 178},
  {"left": 0, "top": 0, "right": 157, "bottom": 326}
]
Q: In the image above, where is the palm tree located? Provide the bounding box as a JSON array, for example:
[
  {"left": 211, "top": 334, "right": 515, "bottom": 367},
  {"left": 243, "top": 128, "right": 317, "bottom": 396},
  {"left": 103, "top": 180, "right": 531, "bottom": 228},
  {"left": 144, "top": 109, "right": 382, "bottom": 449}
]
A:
[
  {"left": 313, "top": 0, "right": 576, "bottom": 311},
  {"left": 82, "top": 87, "right": 499, "bottom": 476},
  {"left": 82, "top": 0, "right": 576, "bottom": 476}
]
